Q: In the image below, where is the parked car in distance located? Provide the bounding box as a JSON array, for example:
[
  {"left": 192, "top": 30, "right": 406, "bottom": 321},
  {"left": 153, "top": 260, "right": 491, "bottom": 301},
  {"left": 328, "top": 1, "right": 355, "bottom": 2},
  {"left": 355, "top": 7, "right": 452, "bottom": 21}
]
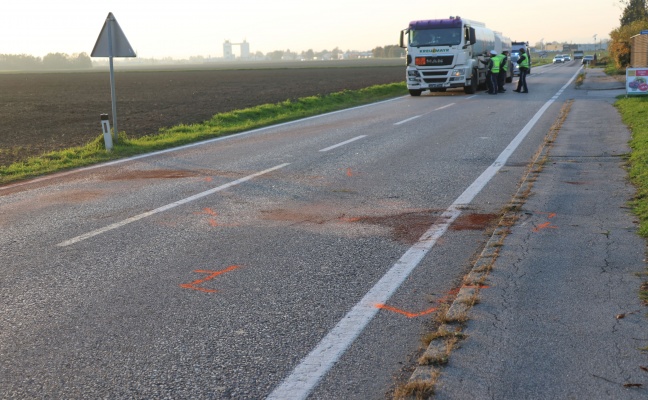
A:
[
  {"left": 562, "top": 54, "right": 571, "bottom": 62},
  {"left": 582, "top": 55, "right": 594, "bottom": 65},
  {"left": 553, "top": 54, "right": 564, "bottom": 63}
]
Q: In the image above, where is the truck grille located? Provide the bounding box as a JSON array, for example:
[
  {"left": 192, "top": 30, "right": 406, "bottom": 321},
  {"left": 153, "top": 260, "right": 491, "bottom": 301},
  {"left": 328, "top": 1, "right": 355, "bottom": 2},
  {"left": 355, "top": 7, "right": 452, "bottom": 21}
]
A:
[{"left": 421, "top": 71, "right": 448, "bottom": 84}]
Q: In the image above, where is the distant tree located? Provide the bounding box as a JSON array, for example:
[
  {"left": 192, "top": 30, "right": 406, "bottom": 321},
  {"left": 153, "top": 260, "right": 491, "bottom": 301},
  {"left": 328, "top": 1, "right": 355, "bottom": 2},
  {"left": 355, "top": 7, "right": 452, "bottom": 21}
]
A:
[
  {"left": 372, "top": 45, "right": 403, "bottom": 58},
  {"left": 619, "top": 0, "right": 648, "bottom": 26},
  {"left": 332, "top": 47, "right": 342, "bottom": 60},
  {"left": 301, "top": 49, "right": 315, "bottom": 60},
  {"left": 609, "top": 18, "right": 648, "bottom": 67},
  {"left": 266, "top": 50, "right": 284, "bottom": 61},
  {"left": 71, "top": 52, "right": 92, "bottom": 69},
  {"left": 385, "top": 45, "right": 405, "bottom": 58},
  {"left": 315, "top": 50, "right": 329, "bottom": 60},
  {"left": 42, "top": 52, "right": 70, "bottom": 69},
  {"left": 0, "top": 54, "right": 42, "bottom": 70}
]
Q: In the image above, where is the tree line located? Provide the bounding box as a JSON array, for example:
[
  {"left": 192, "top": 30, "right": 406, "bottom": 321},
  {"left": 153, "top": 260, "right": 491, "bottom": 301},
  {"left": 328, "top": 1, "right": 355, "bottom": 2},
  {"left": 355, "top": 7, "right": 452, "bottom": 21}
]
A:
[
  {"left": 1, "top": 52, "right": 93, "bottom": 71},
  {"left": 609, "top": 0, "right": 648, "bottom": 67},
  {"left": 0, "top": 45, "right": 404, "bottom": 70}
]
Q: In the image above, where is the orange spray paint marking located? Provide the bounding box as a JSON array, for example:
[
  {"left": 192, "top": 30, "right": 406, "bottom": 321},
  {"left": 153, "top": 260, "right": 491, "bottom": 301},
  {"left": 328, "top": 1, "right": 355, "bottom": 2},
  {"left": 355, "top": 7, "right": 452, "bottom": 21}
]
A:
[
  {"left": 180, "top": 265, "right": 239, "bottom": 293},
  {"left": 194, "top": 208, "right": 219, "bottom": 227},
  {"left": 533, "top": 222, "right": 558, "bottom": 232},
  {"left": 202, "top": 208, "right": 217, "bottom": 216},
  {"left": 377, "top": 284, "right": 489, "bottom": 317},
  {"left": 346, "top": 168, "right": 353, "bottom": 177},
  {"left": 376, "top": 304, "right": 437, "bottom": 318}
]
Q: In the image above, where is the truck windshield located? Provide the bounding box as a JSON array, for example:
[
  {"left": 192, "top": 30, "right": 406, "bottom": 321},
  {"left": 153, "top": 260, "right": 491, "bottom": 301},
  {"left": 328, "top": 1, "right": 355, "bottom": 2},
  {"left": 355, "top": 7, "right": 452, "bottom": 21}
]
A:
[{"left": 409, "top": 28, "right": 462, "bottom": 47}]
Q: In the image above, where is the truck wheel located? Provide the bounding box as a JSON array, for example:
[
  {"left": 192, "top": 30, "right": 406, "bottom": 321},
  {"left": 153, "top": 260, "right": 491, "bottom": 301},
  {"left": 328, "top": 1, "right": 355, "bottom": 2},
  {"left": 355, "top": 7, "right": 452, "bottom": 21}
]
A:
[
  {"left": 464, "top": 69, "right": 478, "bottom": 94},
  {"left": 409, "top": 89, "right": 423, "bottom": 96}
]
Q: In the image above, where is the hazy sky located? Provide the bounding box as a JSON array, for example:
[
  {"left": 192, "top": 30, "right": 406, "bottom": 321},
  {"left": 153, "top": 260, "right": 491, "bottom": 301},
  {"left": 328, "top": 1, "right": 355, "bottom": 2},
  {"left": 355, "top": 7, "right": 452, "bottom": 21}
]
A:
[{"left": 1, "top": 1, "right": 622, "bottom": 59}]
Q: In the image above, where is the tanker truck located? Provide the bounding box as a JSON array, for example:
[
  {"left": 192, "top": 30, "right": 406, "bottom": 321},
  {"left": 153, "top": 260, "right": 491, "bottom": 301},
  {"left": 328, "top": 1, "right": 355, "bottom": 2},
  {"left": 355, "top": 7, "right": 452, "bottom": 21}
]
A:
[{"left": 399, "top": 16, "right": 512, "bottom": 96}]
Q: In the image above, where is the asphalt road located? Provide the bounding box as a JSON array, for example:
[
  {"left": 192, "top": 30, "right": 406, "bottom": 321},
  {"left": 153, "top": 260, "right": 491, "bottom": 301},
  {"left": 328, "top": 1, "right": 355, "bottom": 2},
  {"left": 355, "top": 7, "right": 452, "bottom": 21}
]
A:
[{"left": 1, "top": 61, "right": 584, "bottom": 399}]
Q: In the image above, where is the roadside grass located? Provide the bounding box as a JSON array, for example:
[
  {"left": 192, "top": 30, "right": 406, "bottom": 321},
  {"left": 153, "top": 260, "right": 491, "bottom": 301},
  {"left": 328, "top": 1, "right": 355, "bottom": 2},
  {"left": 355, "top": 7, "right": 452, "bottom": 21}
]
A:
[
  {"left": 616, "top": 95, "right": 648, "bottom": 237},
  {"left": 615, "top": 91, "right": 648, "bottom": 312},
  {"left": 0, "top": 82, "right": 407, "bottom": 185}
]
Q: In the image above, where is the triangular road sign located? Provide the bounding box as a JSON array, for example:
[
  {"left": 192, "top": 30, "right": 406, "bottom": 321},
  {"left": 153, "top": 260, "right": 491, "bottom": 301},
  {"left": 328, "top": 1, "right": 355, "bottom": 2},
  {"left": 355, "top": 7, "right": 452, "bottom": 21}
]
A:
[{"left": 91, "top": 12, "right": 136, "bottom": 58}]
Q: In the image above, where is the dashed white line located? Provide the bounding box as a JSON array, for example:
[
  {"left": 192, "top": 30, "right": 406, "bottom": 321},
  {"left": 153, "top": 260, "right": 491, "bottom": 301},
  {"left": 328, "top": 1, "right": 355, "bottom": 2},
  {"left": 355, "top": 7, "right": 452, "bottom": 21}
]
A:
[
  {"left": 393, "top": 115, "right": 421, "bottom": 125},
  {"left": 394, "top": 102, "right": 456, "bottom": 126},
  {"left": 318, "top": 135, "right": 367, "bottom": 152}
]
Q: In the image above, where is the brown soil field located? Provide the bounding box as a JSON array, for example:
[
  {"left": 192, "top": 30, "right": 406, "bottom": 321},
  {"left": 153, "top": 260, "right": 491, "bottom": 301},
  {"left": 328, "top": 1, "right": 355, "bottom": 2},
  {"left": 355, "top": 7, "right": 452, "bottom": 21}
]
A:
[{"left": 0, "top": 60, "right": 404, "bottom": 167}]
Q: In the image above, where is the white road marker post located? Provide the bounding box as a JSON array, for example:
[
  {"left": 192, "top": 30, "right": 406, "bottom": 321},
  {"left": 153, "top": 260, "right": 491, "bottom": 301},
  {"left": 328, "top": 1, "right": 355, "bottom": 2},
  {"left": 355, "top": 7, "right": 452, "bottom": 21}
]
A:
[{"left": 100, "top": 114, "right": 113, "bottom": 151}]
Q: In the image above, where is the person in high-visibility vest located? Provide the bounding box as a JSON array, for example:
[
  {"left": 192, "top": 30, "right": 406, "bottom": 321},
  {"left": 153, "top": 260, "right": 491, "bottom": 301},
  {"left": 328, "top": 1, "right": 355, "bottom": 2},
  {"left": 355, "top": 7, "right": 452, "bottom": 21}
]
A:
[
  {"left": 514, "top": 48, "right": 530, "bottom": 93},
  {"left": 486, "top": 50, "right": 501, "bottom": 95},
  {"left": 497, "top": 51, "right": 509, "bottom": 93}
]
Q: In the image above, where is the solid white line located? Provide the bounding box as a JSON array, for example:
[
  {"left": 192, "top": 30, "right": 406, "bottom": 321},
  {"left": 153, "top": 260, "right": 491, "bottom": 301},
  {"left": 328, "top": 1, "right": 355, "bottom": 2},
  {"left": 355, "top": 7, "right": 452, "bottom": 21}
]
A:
[
  {"left": 266, "top": 69, "right": 583, "bottom": 400},
  {"left": 318, "top": 135, "right": 367, "bottom": 152},
  {"left": 56, "top": 163, "right": 290, "bottom": 247}
]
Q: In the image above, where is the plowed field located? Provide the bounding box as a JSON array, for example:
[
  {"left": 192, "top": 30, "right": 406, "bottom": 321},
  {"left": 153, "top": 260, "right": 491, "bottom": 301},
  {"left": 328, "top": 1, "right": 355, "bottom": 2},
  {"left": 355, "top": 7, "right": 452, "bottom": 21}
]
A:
[{"left": 0, "top": 60, "right": 404, "bottom": 166}]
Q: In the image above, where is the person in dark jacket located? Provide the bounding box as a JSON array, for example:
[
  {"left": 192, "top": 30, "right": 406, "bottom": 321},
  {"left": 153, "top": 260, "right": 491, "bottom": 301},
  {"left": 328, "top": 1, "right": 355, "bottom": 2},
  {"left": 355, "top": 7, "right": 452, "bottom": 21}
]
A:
[
  {"left": 514, "top": 48, "right": 529, "bottom": 93},
  {"left": 484, "top": 50, "right": 501, "bottom": 95},
  {"left": 497, "top": 50, "right": 509, "bottom": 93}
]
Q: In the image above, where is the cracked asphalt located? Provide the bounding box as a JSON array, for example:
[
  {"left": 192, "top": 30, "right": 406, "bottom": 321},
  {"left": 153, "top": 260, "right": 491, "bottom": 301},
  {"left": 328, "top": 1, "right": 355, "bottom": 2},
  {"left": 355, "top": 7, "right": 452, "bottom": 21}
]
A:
[{"left": 433, "top": 69, "right": 648, "bottom": 399}]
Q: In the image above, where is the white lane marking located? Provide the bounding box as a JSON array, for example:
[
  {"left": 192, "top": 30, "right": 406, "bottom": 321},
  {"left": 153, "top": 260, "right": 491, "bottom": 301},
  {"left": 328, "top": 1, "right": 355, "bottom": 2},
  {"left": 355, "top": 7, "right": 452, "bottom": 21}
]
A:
[
  {"left": 434, "top": 102, "right": 455, "bottom": 111},
  {"left": 267, "top": 68, "right": 583, "bottom": 400},
  {"left": 57, "top": 163, "right": 290, "bottom": 247},
  {"left": 318, "top": 135, "right": 367, "bottom": 152},
  {"left": 393, "top": 115, "right": 421, "bottom": 125},
  {"left": 393, "top": 102, "right": 456, "bottom": 126}
]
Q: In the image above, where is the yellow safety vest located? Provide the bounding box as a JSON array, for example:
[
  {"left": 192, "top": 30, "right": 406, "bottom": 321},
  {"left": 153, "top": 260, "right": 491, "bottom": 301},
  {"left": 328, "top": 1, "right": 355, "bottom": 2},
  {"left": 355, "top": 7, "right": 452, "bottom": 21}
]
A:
[{"left": 491, "top": 55, "right": 502, "bottom": 73}]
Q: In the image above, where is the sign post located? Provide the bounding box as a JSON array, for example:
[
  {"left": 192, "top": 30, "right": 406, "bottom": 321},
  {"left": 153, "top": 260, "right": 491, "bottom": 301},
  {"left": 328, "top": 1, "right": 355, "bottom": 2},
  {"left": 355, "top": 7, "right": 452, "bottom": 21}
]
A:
[{"left": 91, "top": 12, "right": 136, "bottom": 143}]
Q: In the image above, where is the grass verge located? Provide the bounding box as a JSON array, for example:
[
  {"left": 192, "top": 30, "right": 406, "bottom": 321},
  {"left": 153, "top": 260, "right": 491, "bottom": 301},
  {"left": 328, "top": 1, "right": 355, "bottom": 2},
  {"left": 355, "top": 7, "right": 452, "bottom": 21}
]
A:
[
  {"left": 0, "top": 82, "right": 407, "bottom": 185},
  {"left": 615, "top": 93, "right": 648, "bottom": 313}
]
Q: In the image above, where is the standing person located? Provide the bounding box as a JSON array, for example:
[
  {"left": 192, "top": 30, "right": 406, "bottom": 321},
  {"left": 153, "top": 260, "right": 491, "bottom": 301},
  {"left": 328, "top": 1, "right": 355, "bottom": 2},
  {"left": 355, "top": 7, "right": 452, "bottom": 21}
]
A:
[
  {"left": 514, "top": 47, "right": 529, "bottom": 93},
  {"left": 485, "top": 50, "right": 501, "bottom": 95},
  {"left": 497, "top": 50, "right": 509, "bottom": 93}
]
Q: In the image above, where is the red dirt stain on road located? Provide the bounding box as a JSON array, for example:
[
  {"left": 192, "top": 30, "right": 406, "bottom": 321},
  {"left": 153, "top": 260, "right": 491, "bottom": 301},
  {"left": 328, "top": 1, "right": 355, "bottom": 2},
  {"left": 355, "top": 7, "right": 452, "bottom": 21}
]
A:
[{"left": 450, "top": 213, "right": 498, "bottom": 231}]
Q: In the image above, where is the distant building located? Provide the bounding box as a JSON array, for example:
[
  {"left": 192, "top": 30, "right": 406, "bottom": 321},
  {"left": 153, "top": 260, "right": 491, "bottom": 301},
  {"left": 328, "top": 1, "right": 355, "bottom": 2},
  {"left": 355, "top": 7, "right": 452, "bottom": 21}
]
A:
[{"left": 223, "top": 40, "right": 250, "bottom": 60}]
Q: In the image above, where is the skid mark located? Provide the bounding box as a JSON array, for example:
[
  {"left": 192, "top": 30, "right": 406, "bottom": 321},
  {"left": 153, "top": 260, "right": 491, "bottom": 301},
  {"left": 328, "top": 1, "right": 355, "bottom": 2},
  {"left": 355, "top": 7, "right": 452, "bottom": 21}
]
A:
[{"left": 180, "top": 265, "right": 239, "bottom": 293}]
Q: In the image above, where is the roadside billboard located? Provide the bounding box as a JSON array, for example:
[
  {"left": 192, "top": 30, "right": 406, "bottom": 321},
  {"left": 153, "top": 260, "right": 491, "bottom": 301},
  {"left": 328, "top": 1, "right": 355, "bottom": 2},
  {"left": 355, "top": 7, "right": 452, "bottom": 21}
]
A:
[{"left": 626, "top": 68, "right": 648, "bottom": 95}]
